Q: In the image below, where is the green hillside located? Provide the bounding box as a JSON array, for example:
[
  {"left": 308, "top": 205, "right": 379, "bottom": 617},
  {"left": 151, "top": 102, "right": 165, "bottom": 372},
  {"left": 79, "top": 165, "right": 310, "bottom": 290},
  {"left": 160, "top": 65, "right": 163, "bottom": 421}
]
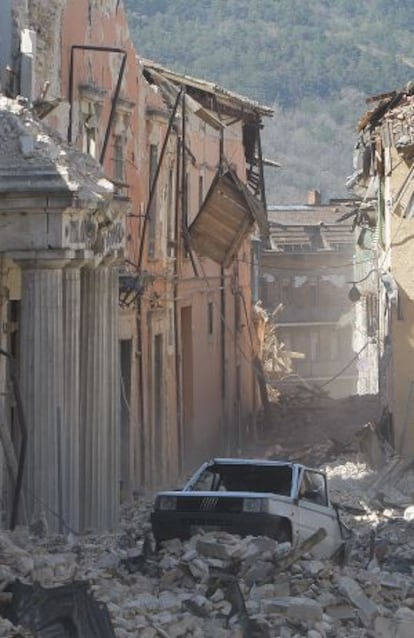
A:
[{"left": 125, "top": 0, "right": 414, "bottom": 203}]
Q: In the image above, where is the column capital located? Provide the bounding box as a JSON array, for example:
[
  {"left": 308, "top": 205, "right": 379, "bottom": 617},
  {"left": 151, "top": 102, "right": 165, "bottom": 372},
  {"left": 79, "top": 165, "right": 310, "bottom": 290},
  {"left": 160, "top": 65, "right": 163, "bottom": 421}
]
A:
[{"left": 8, "top": 249, "right": 76, "bottom": 270}]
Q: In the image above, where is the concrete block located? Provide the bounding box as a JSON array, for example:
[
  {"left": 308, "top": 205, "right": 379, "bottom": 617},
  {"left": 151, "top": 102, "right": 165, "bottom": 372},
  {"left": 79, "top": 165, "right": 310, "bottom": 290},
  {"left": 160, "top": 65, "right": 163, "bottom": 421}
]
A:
[
  {"left": 338, "top": 575, "right": 378, "bottom": 625},
  {"left": 261, "top": 596, "right": 323, "bottom": 621},
  {"left": 375, "top": 607, "right": 414, "bottom": 638},
  {"left": 196, "top": 537, "right": 240, "bottom": 560}
]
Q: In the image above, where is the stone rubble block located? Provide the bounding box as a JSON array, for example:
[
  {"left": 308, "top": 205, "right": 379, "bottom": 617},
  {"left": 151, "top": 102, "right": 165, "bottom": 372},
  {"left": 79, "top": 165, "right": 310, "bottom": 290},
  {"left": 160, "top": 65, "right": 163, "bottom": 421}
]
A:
[
  {"left": 261, "top": 596, "right": 323, "bottom": 621},
  {"left": 166, "top": 613, "right": 201, "bottom": 638},
  {"left": 188, "top": 556, "right": 210, "bottom": 580},
  {"left": 374, "top": 607, "right": 414, "bottom": 638},
  {"left": 242, "top": 559, "right": 274, "bottom": 585},
  {"left": 337, "top": 575, "right": 378, "bottom": 625},
  {"left": 0, "top": 532, "right": 34, "bottom": 577},
  {"left": 325, "top": 603, "right": 357, "bottom": 620},
  {"left": 158, "top": 590, "right": 181, "bottom": 610},
  {"left": 149, "top": 610, "right": 174, "bottom": 624},
  {"left": 196, "top": 536, "right": 242, "bottom": 560},
  {"left": 302, "top": 559, "right": 325, "bottom": 576},
  {"left": 273, "top": 541, "right": 292, "bottom": 558},
  {"left": 123, "top": 592, "right": 159, "bottom": 612}
]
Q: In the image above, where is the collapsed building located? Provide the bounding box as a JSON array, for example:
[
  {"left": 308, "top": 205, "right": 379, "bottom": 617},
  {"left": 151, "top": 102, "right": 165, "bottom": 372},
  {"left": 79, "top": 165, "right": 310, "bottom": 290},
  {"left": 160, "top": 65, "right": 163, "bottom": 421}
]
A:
[
  {"left": 260, "top": 191, "right": 358, "bottom": 398},
  {"left": 349, "top": 82, "right": 414, "bottom": 455}
]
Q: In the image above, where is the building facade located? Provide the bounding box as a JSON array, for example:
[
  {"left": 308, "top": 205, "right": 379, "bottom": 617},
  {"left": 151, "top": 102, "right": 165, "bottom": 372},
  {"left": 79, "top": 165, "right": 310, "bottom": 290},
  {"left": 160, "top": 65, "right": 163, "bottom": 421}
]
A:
[
  {"left": 351, "top": 84, "right": 414, "bottom": 454},
  {"left": 0, "top": 0, "right": 272, "bottom": 531}
]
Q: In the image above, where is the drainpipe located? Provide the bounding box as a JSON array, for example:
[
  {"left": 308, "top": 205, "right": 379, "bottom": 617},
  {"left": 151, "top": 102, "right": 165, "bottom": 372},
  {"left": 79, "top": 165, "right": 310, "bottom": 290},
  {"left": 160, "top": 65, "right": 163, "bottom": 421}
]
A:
[
  {"left": 174, "top": 134, "right": 184, "bottom": 474},
  {"left": 218, "top": 122, "right": 227, "bottom": 448},
  {"left": 136, "top": 297, "right": 146, "bottom": 485}
]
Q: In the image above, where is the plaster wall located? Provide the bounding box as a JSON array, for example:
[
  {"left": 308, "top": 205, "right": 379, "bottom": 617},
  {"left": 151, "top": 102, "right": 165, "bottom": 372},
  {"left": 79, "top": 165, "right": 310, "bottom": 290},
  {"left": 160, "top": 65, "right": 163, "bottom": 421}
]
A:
[{"left": 390, "top": 216, "right": 414, "bottom": 454}]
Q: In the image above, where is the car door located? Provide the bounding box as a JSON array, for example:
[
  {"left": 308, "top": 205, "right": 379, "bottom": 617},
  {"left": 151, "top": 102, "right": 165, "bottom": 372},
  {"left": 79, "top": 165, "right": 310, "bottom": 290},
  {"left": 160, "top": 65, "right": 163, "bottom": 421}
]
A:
[{"left": 297, "top": 468, "right": 342, "bottom": 557}]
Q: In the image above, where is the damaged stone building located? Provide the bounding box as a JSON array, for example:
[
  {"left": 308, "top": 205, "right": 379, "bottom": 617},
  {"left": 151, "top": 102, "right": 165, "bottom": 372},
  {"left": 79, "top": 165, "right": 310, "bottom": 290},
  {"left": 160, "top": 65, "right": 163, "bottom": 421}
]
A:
[
  {"left": 0, "top": 0, "right": 272, "bottom": 532},
  {"left": 260, "top": 191, "right": 357, "bottom": 398},
  {"left": 350, "top": 82, "right": 414, "bottom": 455}
]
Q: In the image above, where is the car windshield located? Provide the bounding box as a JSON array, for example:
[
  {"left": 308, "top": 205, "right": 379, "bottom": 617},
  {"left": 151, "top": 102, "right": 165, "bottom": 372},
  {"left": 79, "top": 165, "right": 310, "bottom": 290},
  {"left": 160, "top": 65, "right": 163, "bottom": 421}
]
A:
[{"left": 189, "top": 463, "right": 293, "bottom": 496}]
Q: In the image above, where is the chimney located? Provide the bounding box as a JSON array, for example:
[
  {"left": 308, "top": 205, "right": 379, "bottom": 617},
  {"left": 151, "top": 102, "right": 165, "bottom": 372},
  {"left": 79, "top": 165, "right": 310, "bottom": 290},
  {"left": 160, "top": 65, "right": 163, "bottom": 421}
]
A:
[{"left": 307, "top": 189, "right": 321, "bottom": 206}]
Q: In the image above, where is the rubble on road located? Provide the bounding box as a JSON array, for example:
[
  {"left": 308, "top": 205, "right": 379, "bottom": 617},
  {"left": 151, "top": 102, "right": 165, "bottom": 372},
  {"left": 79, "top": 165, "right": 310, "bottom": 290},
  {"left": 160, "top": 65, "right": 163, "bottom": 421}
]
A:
[
  {"left": 0, "top": 421, "right": 414, "bottom": 638},
  {"left": 0, "top": 488, "right": 413, "bottom": 637}
]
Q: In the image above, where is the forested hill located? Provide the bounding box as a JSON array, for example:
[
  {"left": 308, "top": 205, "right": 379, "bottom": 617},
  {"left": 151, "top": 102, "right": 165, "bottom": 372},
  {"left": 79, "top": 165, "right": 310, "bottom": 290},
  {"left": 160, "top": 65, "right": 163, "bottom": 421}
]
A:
[{"left": 124, "top": 0, "right": 414, "bottom": 203}]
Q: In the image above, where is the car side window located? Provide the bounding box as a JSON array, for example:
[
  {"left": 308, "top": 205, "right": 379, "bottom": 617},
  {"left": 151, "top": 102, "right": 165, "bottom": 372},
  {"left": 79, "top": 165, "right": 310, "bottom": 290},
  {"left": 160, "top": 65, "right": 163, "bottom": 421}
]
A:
[{"left": 299, "top": 470, "right": 328, "bottom": 506}]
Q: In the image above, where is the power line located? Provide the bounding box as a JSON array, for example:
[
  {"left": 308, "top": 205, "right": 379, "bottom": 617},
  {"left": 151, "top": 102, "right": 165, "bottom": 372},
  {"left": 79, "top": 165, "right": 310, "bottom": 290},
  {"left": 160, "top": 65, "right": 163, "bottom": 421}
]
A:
[{"left": 319, "top": 341, "right": 371, "bottom": 389}]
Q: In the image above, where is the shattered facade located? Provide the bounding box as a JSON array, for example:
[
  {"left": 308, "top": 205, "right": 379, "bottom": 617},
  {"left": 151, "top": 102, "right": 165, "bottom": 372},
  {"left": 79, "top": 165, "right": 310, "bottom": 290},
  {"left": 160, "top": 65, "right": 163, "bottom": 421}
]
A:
[
  {"left": 351, "top": 83, "right": 414, "bottom": 454},
  {"left": 0, "top": 0, "right": 272, "bottom": 532},
  {"left": 260, "top": 194, "right": 358, "bottom": 398}
]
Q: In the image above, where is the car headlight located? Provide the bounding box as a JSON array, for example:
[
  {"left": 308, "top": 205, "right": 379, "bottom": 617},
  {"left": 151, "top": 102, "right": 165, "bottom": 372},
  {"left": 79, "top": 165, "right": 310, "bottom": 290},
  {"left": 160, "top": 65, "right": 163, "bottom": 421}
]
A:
[
  {"left": 157, "top": 496, "right": 177, "bottom": 511},
  {"left": 242, "top": 498, "right": 268, "bottom": 513}
]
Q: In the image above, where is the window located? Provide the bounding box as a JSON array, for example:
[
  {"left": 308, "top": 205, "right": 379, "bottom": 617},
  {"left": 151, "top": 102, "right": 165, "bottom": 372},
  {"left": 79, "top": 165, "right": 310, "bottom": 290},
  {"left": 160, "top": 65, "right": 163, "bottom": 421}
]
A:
[
  {"left": 168, "top": 308, "right": 174, "bottom": 347},
  {"left": 281, "top": 278, "right": 291, "bottom": 304},
  {"left": 309, "top": 278, "right": 318, "bottom": 306},
  {"left": 167, "top": 168, "right": 175, "bottom": 257},
  {"left": 183, "top": 172, "right": 190, "bottom": 257},
  {"left": 184, "top": 172, "right": 190, "bottom": 227},
  {"left": 198, "top": 175, "right": 204, "bottom": 209},
  {"left": 79, "top": 90, "right": 103, "bottom": 157},
  {"left": 366, "top": 293, "right": 378, "bottom": 335},
  {"left": 113, "top": 135, "right": 124, "bottom": 182},
  {"left": 148, "top": 144, "right": 158, "bottom": 258},
  {"left": 83, "top": 104, "right": 97, "bottom": 158},
  {"left": 154, "top": 334, "right": 164, "bottom": 455},
  {"left": 310, "top": 330, "right": 319, "bottom": 361}
]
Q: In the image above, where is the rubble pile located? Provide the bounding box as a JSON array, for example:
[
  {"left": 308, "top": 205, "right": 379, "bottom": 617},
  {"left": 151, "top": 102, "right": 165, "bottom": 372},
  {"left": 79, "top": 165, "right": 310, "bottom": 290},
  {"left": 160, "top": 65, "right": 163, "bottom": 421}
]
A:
[
  {"left": 0, "top": 95, "right": 114, "bottom": 202},
  {"left": 0, "top": 431, "right": 413, "bottom": 638},
  {"left": 0, "top": 489, "right": 413, "bottom": 638}
]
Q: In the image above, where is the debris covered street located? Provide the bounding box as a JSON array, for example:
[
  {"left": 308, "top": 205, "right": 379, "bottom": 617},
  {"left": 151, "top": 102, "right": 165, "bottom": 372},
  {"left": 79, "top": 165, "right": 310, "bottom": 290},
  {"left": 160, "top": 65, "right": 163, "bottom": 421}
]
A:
[{"left": 1, "top": 395, "right": 413, "bottom": 638}]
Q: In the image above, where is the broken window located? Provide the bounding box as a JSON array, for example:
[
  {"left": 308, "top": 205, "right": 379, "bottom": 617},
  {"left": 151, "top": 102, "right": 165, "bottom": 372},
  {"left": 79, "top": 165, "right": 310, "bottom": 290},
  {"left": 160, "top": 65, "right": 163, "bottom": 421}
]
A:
[
  {"left": 299, "top": 470, "right": 328, "bottom": 506},
  {"left": 366, "top": 293, "right": 378, "bottom": 336},
  {"left": 191, "top": 463, "right": 293, "bottom": 496},
  {"left": 208, "top": 301, "right": 214, "bottom": 335},
  {"left": 113, "top": 135, "right": 124, "bottom": 182},
  {"left": 82, "top": 103, "right": 97, "bottom": 158},
  {"left": 308, "top": 278, "right": 318, "bottom": 306},
  {"left": 281, "top": 278, "right": 291, "bottom": 304},
  {"left": 167, "top": 167, "right": 175, "bottom": 257},
  {"left": 310, "top": 330, "right": 319, "bottom": 361},
  {"left": 154, "top": 333, "right": 164, "bottom": 453},
  {"left": 198, "top": 174, "right": 204, "bottom": 208}
]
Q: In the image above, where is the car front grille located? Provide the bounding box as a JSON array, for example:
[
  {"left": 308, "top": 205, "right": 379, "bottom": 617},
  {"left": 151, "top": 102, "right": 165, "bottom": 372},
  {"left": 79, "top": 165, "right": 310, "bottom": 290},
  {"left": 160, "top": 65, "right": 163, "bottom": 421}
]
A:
[{"left": 176, "top": 496, "right": 244, "bottom": 513}]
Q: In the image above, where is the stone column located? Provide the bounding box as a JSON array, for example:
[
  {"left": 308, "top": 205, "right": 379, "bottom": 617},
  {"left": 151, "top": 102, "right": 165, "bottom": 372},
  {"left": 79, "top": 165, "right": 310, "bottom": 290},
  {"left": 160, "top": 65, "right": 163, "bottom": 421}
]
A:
[
  {"left": 19, "top": 265, "right": 64, "bottom": 531},
  {"left": 62, "top": 265, "right": 81, "bottom": 532},
  {"left": 79, "top": 266, "right": 120, "bottom": 531}
]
